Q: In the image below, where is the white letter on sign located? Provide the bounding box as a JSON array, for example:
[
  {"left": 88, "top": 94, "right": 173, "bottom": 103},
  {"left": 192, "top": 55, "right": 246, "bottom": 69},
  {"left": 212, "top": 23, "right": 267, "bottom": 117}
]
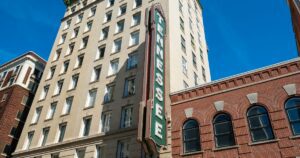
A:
[
  {"left": 156, "top": 58, "right": 163, "bottom": 73},
  {"left": 155, "top": 73, "right": 163, "bottom": 86},
  {"left": 155, "top": 87, "right": 163, "bottom": 102},
  {"left": 155, "top": 103, "right": 163, "bottom": 120},
  {"left": 155, "top": 122, "right": 163, "bottom": 139},
  {"left": 156, "top": 45, "right": 164, "bottom": 60}
]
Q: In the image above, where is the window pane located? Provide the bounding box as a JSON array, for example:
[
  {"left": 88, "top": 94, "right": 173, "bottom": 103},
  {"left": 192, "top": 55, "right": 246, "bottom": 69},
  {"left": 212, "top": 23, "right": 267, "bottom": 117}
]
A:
[
  {"left": 251, "top": 128, "right": 274, "bottom": 141},
  {"left": 215, "top": 134, "right": 235, "bottom": 147},
  {"left": 183, "top": 120, "right": 198, "bottom": 129},
  {"left": 248, "top": 106, "right": 267, "bottom": 116},
  {"left": 291, "top": 122, "right": 300, "bottom": 135},
  {"left": 183, "top": 128, "right": 198, "bottom": 141},
  {"left": 214, "top": 122, "right": 232, "bottom": 135},
  {"left": 287, "top": 108, "right": 300, "bottom": 122},
  {"left": 184, "top": 140, "right": 200, "bottom": 153},
  {"left": 285, "top": 97, "right": 300, "bottom": 109},
  {"left": 248, "top": 115, "right": 269, "bottom": 129}
]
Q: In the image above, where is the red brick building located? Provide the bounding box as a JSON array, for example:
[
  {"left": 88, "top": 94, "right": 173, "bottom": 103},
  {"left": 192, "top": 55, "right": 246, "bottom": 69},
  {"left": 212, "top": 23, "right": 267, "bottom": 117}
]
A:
[
  {"left": 0, "top": 52, "right": 45, "bottom": 158},
  {"left": 288, "top": 0, "right": 300, "bottom": 56},
  {"left": 170, "top": 58, "right": 300, "bottom": 158}
]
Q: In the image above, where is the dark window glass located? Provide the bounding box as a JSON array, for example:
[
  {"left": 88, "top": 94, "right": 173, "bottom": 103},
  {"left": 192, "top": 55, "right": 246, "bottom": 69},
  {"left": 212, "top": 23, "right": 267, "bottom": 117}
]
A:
[
  {"left": 285, "top": 97, "right": 300, "bottom": 135},
  {"left": 182, "top": 119, "right": 200, "bottom": 153},
  {"left": 213, "top": 113, "right": 235, "bottom": 148},
  {"left": 247, "top": 105, "right": 275, "bottom": 142}
]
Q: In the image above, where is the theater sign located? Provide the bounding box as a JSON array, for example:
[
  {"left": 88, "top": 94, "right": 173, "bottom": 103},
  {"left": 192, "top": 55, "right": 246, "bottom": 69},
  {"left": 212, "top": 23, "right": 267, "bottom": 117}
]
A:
[{"left": 138, "top": 4, "right": 167, "bottom": 154}]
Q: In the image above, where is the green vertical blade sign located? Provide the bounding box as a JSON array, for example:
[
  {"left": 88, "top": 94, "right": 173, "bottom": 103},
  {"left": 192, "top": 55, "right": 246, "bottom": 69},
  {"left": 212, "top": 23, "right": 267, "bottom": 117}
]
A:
[{"left": 150, "top": 9, "right": 167, "bottom": 146}]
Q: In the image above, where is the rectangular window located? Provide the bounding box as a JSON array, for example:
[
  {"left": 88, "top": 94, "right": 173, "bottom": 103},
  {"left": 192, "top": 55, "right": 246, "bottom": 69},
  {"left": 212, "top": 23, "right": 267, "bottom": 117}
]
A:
[
  {"left": 181, "top": 36, "right": 186, "bottom": 52},
  {"left": 72, "top": 27, "right": 80, "bottom": 38},
  {"left": 57, "top": 123, "right": 66, "bottom": 142},
  {"left": 192, "top": 52, "right": 197, "bottom": 68},
  {"left": 115, "top": 20, "right": 125, "bottom": 34},
  {"left": 51, "top": 153, "right": 60, "bottom": 158},
  {"left": 62, "top": 96, "right": 73, "bottom": 115},
  {"left": 81, "top": 36, "right": 89, "bottom": 49},
  {"left": 96, "top": 146, "right": 103, "bottom": 158},
  {"left": 107, "top": 0, "right": 115, "bottom": 8},
  {"left": 53, "top": 49, "right": 61, "bottom": 61},
  {"left": 24, "top": 131, "right": 34, "bottom": 150},
  {"left": 85, "top": 89, "right": 97, "bottom": 108},
  {"left": 76, "top": 13, "right": 84, "bottom": 24},
  {"left": 2, "top": 145, "right": 10, "bottom": 155},
  {"left": 75, "top": 55, "right": 84, "bottom": 68},
  {"left": 41, "top": 127, "right": 50, "bottom": 146},
  {"left": 117, "top": 140, "right": 130, "bottom": 158},
  {"left": 61, "top": 60, "right": 70, "bottom": 74},
  {"left": 127, "top": 53, "right": 138, "bottom": 70},
  {"left": 121, "top": 106, "right": 133, "bottom": 128},
  {"left": 104, "top": 84, "right": 115, "bottom": 103},
  {"left": 21, "top": 95, "right": 29, "bottom": 105},
  {"left": 182, "top": 57, "right": 188, "bottom": 75},
  {"left": 8, "top": 77, "right": 15, "bottom": 86},
  {"left": 59, "top": 33, "right": 67, "bottom": 45},
  {"left": 81, "top": 117, "right": 92, "bottom": 137},
  {"left": 179, "top": 0, "right": 183, "bottom": 13},
  {"left": 129, "top": 31, "right": 139, "bottom": 46},
  {"left": 39, "top": 85, "right": 49, "bottom": 100},
  {"left": 76, "top": 148, "right": 86, "bottom": 158},
  {"left": 46, "top": 102, "right": 57, "bottom": 120},
  {"left": 191, "top": 34, "right": 195, "bottom": 49},
  {"left": 1, "top": 93, "right": 8, "bottom": 102},
  {"left": 54, "top": 80, "right": 64, "bottom": 95},
  {"left": 133, "top": 0, "right": 142, "bottom": 8},
  {"left": 84, "top": 21, "right": 93, "bottom": 32},
  {"left": 69, "top": 74, "right": 79, "bottom": 90},
  {"left": 101, "top": 112, "right": 111, "bottom": 133},
  {"left": 100, "top": 27, "right": 109, "bottom": 40},
  {"left": 112, "top": 38, "right": 122, "bottom": 53},
  {"left": 66, "top": 43, "right": 75, "bottom": 56},
  {"left": 108, "top": 60, "right": 119, "bottom": 76},
  {"left": 9, "top": 127, "right": 17, "bottom": 137},
  {"left": 16, "top": 110, "right": 23, "bottom": 120},
  {"left": 31, "top": 107, "right": 42, "bottom": 124},
  {"left": 118, "top": 4, "right": 127, "bottom": 16},
  {"left": 194, "top": 72, "right": 199, "bottom": 86},
  {"left": 89, "top": 6, "right": 97, "bottom": 17},
  {"left": 47, "top": 66, "right": 56, "bottom": 80},
  {"left": 104, "top": 11, "right": 112, "bottom": 23},
  {"left": 180, "top": 17, "right": 185, "bottom": 32},
  {"left": 183, "top": 81, "right": 189, "bottom": 88},
  {"left": 124, "top": 77, "right": 136, "bottom": 97},
  {"left": 202, "top": 66, "right": 207, "bottom": 82},
  {"left": 131, "top": 12, "right": 141, "bottom": 26},
  {"left": 63, "top": 19, "right": 71, "bottom": 30},
  {"left": 96, "top": 45, "right": 106, "bottom": 60},
  {"left": 200, "top": 48, "right": 204, "bottom": 63},
  {"left": 91, "top": 66, "right": 101, "bottom": 82}
]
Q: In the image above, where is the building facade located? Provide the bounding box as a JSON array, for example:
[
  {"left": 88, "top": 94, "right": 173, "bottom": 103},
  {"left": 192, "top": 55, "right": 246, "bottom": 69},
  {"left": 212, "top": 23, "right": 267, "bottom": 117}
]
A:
[
  {"left": 170, "top": 58, "right": 300, "bottom": 158},
  {"left": 288, "top": 0, "right": 300, "bottom": 55},
  {"left": 0, "top": 52, "right": 46, "bottom": 158},
  {"left": 13, "top": 0, "right": 210, "bottom": 157}
]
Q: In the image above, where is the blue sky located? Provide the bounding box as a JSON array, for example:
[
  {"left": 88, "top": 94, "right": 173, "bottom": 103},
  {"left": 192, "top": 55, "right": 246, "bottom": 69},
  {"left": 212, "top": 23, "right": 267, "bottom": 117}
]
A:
[{"left": 0, "top": 0, "right": 298, "bottom": 80}]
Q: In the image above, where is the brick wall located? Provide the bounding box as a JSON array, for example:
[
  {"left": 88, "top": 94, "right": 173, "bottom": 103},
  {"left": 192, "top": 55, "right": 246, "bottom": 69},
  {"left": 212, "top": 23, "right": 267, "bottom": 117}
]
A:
[
  {"left": 170, "top": 60, "right": 300, "bottom": 158},
  {"left": 0, "top": 85, "right": 33, "bottom": 158}
]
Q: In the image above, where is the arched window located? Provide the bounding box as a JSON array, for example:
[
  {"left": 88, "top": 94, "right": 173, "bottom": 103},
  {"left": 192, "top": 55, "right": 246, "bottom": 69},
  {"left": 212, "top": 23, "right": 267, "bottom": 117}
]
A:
[
  {"left": 213, "top": 113, "right": 235, "bottom": 148},
  {"left": 285, "top": 97, "right": 300, "bottom": 136},
  {"left": 247, "top": 105, "right": 274, "bottom": 142},
  {"left": 182, "top": 119, "right": 200, "bottom": 153}
]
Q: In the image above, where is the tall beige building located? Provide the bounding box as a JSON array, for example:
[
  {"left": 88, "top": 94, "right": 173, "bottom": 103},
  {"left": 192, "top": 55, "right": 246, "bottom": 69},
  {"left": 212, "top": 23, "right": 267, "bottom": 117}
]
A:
[{"left": 13, "top": 0, "right": 210, "bottom": 157}]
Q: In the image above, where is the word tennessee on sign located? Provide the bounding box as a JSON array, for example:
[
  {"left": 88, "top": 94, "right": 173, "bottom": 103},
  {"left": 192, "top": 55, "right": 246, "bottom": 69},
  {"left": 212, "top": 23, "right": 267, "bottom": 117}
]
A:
[{"left": 150, "top": 8, "right": 167, "bottom": 146}]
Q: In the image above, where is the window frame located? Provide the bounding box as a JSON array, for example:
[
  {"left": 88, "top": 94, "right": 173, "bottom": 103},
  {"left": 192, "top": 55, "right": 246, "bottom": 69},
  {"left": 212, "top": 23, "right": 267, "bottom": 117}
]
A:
[
  {"left": 247, "top": 105, "right": 275, "bottom": 142},
  {"left": 182, "top": 119, "right": 201, "bottom": 153}
]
